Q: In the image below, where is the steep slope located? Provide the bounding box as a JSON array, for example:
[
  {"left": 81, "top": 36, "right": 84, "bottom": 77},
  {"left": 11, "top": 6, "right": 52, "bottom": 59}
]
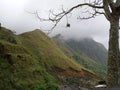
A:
[
  {"left": 66, "top": 38, "right": 107, "bottom": 65},
  {"left": 19, "top": 30, "right": 83, "bottom": 72},
  {"left": 0, "top": 27, "right": 99, "bottom": 89},
  {"left": 0, "top": 27, "right": 59, "bottom": 90},
  {"left": 53, "top": 34, "right": 107, "bottom": 78}
]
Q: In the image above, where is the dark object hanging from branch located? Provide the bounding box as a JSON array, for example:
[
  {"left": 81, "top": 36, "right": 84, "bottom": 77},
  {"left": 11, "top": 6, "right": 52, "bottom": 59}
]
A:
[{"left": 66, "top": 23, "right": 70, "bottom": 27}]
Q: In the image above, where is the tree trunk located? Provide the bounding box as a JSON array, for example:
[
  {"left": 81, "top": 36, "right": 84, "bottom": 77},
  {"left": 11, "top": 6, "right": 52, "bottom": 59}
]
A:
[{"left": 107, "top": 15, "right": 119, "bottom": 87}]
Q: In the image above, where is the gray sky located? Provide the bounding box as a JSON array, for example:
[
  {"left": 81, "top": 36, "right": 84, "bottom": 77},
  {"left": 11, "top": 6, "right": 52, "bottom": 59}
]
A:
[{"left": 0, "top": 0, "right": 110, "bottom": 48}]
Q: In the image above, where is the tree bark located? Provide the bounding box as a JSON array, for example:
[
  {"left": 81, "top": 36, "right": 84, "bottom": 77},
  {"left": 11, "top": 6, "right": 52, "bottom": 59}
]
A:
[{"left": 107, "top": 15, "right": 119, "bottom": 87}]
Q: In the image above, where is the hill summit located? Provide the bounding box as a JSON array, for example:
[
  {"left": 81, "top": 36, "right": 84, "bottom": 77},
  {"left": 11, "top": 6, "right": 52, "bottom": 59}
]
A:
[{"left": 0, "top": 27, "right": 98, "bottom": 89}]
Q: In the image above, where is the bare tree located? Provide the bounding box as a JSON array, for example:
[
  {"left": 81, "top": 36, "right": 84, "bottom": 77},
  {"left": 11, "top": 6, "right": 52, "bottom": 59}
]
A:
[{"left": 35, "top": 0, "right": 120, "bottom": 87}]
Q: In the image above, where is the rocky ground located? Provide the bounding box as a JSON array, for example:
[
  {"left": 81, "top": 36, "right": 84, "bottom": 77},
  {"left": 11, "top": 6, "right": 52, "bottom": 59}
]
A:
[
  {"left": 60, "top": 85, "right": 120, "bottom": 90},
  {"left": 60, "top": 85, "right": 90, "bottom": 90},
  {"left": 92, "top": 88, "right": 120, "bottom": 90}
]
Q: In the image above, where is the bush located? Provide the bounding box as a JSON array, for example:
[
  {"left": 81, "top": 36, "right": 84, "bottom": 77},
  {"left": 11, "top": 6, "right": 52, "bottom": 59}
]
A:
[
  {"left": 34, "top": 83, "right": 59, "bottom": 90},
  {"left": 34, "top": 85, "right": 46, "bottom": 90},
  {"left": 46, "top": 83, "right": 59, "bottom": 90}
]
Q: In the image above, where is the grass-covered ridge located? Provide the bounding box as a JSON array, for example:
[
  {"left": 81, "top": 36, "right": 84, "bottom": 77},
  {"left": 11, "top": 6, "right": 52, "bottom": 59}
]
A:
[
  {"left": 53, "top": 34, "right": 107, "bottom": 78},
  {"left": 19, "top": 29, "right": 84, "bottom": 71},
  {"left": 0, "top": 27, "right": 99, "bottom": 89},
  {"left": 0, "top": 28, "right": 59, "bottom": 90}
]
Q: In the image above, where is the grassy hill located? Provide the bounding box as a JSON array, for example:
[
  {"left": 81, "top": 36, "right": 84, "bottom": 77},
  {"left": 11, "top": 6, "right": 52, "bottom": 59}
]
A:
[
  {"left": 53, "top": 34, "right": 107, "bottom": 78},
  {"left": 0, "top": 27, "right": 58, "bottom": 90},
  {"left": 0, "top": 27, "right": 99, "bottom": 90},
  {"left": 19, "top": 30, "right": 83, "bottom": 71}
]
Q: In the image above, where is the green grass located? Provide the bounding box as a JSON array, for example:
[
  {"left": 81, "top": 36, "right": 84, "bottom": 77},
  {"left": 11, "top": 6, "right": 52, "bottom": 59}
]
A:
[
  {"left": 53, "top": 35, "right": 107, "bottom": 78},
  {"left": 0, "top": 27, "right": 98, "bottom": 89},
  {"left": 0, "top": 28, "right": 59, "bottom": 89},
  {"left": 19, "top": 29, "right": 84, "bottom": 71}
]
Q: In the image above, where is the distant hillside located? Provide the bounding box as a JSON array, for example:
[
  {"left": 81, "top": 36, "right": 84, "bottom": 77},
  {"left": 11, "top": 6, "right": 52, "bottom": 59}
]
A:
[
  {"left": 53, "top": 34, "right": 107, "bottom": 78},
  {"left": 0, "top": 27, "right": 98, "bottom": 90},
  {"left": 66, "top": 38, "right": 107, "bottom": 65}
]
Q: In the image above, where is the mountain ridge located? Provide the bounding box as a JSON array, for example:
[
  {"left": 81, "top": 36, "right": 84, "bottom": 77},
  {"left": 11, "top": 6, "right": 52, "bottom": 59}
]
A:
[
  {"left": 53, "top": 34, "right": 107, "bottom": 78},
  {"left": 0, "top": 27, "right": 99, "bottom": 89}
]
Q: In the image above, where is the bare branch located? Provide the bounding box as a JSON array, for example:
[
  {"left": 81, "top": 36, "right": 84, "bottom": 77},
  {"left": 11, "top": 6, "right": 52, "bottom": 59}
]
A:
[
  {"left": 115, "top": 0, "right": 120, "bottom": 7},
  {"left": 66, "top": 3, "right": 103, "bottom": 14},
  {"left": 34, "top": 0, "right": 104, "bottom": 32},
  {"left": 107, "top": 0, "right": 116, "bottom": 11},
  {"left": 103, "top": 0, "right": 112, "bottom": 20}
]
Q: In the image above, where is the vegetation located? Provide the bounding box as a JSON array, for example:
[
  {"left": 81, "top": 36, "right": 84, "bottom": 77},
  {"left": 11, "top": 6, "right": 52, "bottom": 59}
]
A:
[
  {"left": 0, "top": 27, "right": 98, "bottom": 89},
  {"left": 36, "top": 0, "right": 120, "bottom": 87},
  {"left": 53, "top": 34, "right": 107, "bottom": 78}
]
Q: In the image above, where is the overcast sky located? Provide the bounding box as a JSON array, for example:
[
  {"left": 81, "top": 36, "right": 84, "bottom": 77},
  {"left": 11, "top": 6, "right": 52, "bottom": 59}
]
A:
[{"left": 0, "top": 0, "right": 110, "bottom": 48}]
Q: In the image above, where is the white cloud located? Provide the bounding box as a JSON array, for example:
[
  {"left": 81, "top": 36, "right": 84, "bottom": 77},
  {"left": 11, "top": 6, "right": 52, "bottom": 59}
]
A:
[{"left": 0, "top": 0, "right": 111, "bottom": 48}]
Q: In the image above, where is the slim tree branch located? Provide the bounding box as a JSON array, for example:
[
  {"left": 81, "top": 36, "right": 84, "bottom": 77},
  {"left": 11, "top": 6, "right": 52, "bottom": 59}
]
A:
[
  {"left": 103, "top": 0, "right": 112, "bottom": 20},
  {"left": 34, "top": 1, "right": 104, "bottom": 33},
  {"left": 115, "top": 0, "right": 120, "bottom": 7}
]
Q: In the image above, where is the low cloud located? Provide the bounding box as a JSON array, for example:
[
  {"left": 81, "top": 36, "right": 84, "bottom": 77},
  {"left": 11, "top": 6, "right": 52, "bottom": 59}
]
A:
[{"left": 0, "top": 0, "right": 110, "bottom": 48}]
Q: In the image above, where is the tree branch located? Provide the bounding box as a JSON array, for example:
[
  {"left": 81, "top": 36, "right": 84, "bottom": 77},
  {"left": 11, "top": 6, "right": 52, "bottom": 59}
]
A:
[
  {"left": 34, "top": 2, "right": 104, "bottom": 32},
  {"left": 63, "top": 3, "right": 103, "bottom": 15},
  {"left": 115, "top": 0, "right": 120, "bottom": 7},
  {"left": 103, "top": 0, "right": 112, "bottom": 20},
  {"left": 107, "top": 0, "right": 115, "bottom": 11},
  {"left": 78, "top": 8, "right": 105, "bottom": 20}
]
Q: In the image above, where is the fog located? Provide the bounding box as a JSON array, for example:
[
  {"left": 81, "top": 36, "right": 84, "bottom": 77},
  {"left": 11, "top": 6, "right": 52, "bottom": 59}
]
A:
[{"left": 0, "top": 0, "right": 110, "bottom": 48}]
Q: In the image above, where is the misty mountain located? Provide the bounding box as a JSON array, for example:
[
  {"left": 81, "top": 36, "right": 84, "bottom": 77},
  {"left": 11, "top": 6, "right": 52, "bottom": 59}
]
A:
[
  {"left": 66, "top": 38, "right": 107, "bottom": 65},
  {"left": 53, "top": 34, "right": 108, "bottom": 78}
]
